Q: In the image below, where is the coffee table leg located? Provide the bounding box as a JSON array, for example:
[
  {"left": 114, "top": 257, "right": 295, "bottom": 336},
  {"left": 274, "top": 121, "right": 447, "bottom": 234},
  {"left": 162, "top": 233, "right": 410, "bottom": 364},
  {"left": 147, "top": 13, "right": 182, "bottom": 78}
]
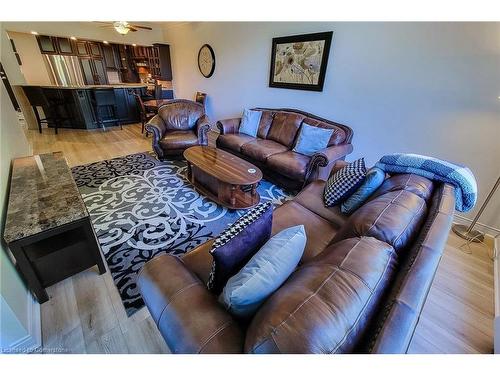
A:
[
  {"left": 186, "top": 162, "right": 192, "bottom": 181},
  {"left": 251, "top": 184, "right": 257, "bottom": 197}
]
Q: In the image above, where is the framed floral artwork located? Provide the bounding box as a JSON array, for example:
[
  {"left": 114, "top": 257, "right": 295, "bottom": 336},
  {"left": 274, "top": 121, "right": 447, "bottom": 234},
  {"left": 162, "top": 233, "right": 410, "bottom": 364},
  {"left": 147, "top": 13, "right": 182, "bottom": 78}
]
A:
[{"left": 269, "top": 31, "right": 333, "bottom": 91}]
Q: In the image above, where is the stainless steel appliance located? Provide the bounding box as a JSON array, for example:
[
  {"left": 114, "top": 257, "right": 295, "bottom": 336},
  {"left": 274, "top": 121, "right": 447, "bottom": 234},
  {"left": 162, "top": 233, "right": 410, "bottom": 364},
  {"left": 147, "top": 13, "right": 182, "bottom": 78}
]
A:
[{"left": 43, "top": 55, "right": 85, "bottom": 86}]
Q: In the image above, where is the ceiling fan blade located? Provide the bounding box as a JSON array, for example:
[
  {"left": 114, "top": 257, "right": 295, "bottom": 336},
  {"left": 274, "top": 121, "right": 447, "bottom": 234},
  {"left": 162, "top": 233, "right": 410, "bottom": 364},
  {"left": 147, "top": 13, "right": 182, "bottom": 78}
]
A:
[
  {"left": 129, "top": 24, "right": 153, "bottom": 30},
  {"left": 128, "top": 26, "right": 138, "bottom": 32}
]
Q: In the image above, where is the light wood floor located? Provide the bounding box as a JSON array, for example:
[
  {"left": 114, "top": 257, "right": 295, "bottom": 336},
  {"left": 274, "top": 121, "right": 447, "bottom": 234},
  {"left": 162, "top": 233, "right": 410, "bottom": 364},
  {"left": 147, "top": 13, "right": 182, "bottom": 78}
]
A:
[{"left": 26, "top": 124, "right": 495, "bottom": 354}]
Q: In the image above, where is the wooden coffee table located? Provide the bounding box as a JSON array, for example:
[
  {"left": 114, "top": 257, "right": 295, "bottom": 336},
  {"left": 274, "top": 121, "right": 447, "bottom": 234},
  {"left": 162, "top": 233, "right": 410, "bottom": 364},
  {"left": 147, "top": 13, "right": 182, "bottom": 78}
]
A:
[{"left": 184, "top": 146, "right": 263, "bottom": 209}]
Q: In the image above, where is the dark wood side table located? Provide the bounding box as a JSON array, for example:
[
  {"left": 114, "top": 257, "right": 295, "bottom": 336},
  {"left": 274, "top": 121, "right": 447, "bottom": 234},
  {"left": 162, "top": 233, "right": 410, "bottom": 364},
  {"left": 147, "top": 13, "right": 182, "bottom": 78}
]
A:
[{"left": 3, "top": 152, "right": 106, "bottom": 303}]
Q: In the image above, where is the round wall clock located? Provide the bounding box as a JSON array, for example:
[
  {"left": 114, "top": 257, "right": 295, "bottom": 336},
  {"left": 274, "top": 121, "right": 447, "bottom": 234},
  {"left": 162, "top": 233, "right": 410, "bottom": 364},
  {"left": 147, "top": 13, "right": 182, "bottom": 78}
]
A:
[{"left": 198, "top": 44, "right": 216, "bottom": 78}]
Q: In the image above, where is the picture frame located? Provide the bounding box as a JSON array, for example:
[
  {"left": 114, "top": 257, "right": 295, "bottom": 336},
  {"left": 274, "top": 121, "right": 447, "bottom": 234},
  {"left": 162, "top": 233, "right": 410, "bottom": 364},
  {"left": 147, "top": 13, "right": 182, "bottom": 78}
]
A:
[{"left": 269, "top": 31, "right": 333, "bottom": 92}]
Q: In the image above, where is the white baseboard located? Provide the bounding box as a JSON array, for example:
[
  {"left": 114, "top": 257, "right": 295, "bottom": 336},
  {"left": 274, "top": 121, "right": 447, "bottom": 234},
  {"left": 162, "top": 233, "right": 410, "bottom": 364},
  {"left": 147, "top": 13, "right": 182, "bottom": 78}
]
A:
[
  {"left": 453, "top": 214, "right": 500, "bottom": 237},
  {"left": 8, "top": 294, "right": 41, "bottom": 354}
]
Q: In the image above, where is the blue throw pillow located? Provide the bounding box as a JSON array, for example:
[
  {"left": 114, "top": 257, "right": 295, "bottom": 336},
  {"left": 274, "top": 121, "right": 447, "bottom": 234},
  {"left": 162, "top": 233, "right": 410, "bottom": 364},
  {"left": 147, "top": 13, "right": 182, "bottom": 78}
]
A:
[
  {"left": 341, "top": 167, "right": 386, "bottom": 214},
  {"left": 293, "top": 123, "right": 334, "bottom": 156},
  {"left": 239, "top": 109, "right": 262, "bottom": 137},
  {"left": 219, "top": 225, "right": 306, "bottom": 318}
]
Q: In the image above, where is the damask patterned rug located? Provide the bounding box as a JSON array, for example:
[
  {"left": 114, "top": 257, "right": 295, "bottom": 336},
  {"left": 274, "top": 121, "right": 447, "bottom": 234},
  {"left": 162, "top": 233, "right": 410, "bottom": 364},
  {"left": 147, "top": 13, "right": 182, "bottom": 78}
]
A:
[{"left": 71, "top": 152, "right": 293, "bottom": 316}]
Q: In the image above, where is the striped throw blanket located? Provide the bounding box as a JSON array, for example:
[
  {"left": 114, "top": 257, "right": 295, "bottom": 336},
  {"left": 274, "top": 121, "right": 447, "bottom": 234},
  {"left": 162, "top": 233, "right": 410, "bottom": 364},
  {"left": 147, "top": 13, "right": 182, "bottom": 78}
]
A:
[{"left": 375, "top": 153, "right": 477, "bottom": 212}]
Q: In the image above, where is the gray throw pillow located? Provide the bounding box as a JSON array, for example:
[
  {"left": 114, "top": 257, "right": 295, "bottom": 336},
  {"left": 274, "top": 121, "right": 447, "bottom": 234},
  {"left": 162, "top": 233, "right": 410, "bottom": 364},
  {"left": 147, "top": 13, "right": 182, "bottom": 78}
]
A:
[
  {"left": 219, "top": 225, "right": 306, "bottom": 318},
  {"left": 238, "top": 109, "right": 262, "bottom": 137},
  {"left": 293, "top": 123, "right": 333, "bottom": 156}
]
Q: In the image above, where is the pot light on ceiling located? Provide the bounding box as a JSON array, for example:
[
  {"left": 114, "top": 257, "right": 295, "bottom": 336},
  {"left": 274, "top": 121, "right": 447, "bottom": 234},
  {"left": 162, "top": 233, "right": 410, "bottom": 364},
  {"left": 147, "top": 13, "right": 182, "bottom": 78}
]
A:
[
  {"left": 70, "top": 36, "right": 77, "bottom": 40},
  {"left": 30, "top": 31, "right": 38, "bottom": 35},
  {"left": 114, "top": 21, "right": 130, "bottom": 35},
  {"left": 103, "top": 40, "right": 109, "bottom": 44}
]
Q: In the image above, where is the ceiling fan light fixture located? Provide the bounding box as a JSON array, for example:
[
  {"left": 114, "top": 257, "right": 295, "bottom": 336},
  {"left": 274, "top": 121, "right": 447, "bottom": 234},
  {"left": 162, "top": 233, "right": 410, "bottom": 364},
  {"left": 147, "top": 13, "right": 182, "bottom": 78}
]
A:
[{"left": 113, "top": 21, "right": 130, "bottom": 35}]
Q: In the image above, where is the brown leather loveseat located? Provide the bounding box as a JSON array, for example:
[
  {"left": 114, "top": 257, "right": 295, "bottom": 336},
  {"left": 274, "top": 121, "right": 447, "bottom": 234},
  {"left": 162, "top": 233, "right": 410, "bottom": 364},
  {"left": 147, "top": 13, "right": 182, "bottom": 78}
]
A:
[
  {"left": 216, "top": 108, "right": 354, "bottom": 190},
  {"left": 146, "top": 99, "right": 211, "bottom": 159},
  {"left": 138, "top": 162, "right": 455, "bottom": 353}
]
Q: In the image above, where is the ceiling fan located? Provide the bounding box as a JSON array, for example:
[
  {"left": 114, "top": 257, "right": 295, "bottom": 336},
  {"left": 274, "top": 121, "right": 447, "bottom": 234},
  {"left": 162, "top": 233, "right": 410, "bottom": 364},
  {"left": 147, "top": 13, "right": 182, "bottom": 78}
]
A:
[{"left": 95, "top": 21, "right": 153, "bottom": 35}]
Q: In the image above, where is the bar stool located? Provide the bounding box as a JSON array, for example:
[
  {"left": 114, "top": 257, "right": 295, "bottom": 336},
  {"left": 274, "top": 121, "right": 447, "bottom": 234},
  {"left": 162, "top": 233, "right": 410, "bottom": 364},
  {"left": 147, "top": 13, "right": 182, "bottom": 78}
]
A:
[
  {"left": 133, "top": 92, "right": 155, "bottom": 135},
  {"left": 154, "top": 83, "right": 163, "bottom": 100},
  {"left": 92, "top": 89, "right": 122, "bottom": 131},
  {"left": 23, "top": 86, "right": 67, "bottom": 134}
]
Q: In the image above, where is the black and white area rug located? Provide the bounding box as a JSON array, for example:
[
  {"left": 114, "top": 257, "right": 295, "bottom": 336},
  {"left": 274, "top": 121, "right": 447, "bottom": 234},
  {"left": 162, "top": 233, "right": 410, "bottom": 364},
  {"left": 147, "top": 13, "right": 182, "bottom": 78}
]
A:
[{"left": 71, "top": 152, "right": 293, "bottom": 316}]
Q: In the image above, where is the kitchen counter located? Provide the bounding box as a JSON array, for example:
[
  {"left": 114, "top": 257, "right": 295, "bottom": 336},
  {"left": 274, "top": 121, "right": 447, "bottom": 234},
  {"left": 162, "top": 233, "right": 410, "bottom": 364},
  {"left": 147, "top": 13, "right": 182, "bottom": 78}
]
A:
[
  {"left": 21, "top": 85, "right": 148, "bottom": 130},
  {"left": 20, "top": 83, "right": 148, "bottom": 89}
]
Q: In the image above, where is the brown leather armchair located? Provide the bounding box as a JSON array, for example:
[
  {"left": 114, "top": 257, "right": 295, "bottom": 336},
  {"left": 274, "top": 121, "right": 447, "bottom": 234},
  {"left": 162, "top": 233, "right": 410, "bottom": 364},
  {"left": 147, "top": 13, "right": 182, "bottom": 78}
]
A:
[{"left": 146, "top": 99, "right": 210, "bottom": 159}]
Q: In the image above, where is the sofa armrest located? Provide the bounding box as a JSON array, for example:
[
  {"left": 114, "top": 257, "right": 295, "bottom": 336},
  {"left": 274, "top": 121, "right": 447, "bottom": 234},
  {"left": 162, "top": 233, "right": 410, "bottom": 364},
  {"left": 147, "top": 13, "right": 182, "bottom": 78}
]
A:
[
  {"left": 308, "top": 144, "right": 354, "bottom": 182},
  {"left": 196, "top": 115, "right": 211, "bottom": 146},
  {"left": 138, "top": 254, "right": 244, "bottom": 353},
  {"left": 145, "top": 115, "right": 167, "bottom": 159},
  {"left": 145, "top": 115, "right": 166, "bottom": 139},
  {"left": 331, "top": 160, "right": 349, "bottom": 175},
  {"left": 216, "top": 118, "right": 241, "bottom": 134}
]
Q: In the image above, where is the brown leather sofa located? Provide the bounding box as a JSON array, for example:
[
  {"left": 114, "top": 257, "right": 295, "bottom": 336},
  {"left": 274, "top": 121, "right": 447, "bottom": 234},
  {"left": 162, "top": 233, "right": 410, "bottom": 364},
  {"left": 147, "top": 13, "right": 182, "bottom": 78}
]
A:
[
  {"left": 138, "top": 162, "right": 455, "bottom": 353},
  {"left": 216, "top": 108, "right": 354, "bottom": 190},
  {"left": 146, "top": 99, "right": 210, "bottom": 159}
]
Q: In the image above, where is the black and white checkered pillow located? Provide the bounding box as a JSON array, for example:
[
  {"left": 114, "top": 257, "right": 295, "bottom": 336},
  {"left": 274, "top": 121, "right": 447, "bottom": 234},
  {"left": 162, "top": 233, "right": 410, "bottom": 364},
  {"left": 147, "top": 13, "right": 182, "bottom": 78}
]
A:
[
  {"left": 207, "top": 201, "right": 272, "bottom": 291},
  {"left": 210, "top": 202, "right": 272, "bottom": 252},
  {"left": 323, "top": 158, "right": 367, "bottom": 207}
]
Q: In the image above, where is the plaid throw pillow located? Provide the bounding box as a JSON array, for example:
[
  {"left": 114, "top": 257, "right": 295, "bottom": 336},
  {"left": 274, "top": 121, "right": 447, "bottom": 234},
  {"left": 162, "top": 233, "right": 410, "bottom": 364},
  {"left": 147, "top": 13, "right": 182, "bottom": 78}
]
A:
[
  {"left": 207, "top": 202, "right": 273, "bottom": 294},
  {"left": 323, "top": 158, "right": 367, "bottom": 207}
]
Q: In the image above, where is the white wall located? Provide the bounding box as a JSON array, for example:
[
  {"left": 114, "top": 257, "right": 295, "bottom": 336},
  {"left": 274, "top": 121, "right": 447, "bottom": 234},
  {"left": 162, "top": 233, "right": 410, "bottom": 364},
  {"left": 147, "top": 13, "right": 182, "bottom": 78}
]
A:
[
  {"left": 7, "top": 31, "right": 51, "bottom": 85},
  {"left": 163, "top": 22, "right": 500, "bottom": 230},
  {"left": 0, "top": 23, "right": 38, "bottom": 352}
]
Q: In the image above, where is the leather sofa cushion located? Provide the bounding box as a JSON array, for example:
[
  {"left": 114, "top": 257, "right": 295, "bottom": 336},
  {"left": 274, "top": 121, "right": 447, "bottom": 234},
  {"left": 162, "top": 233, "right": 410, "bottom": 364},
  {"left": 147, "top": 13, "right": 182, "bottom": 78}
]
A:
[
  {"left": 301, "top": 118, "right": 347, "bottom": 147},
  {"left": 266, "top": 151, "right": 310, "bottom": 180},
  {"left": 217, "top": 133, "right": 255, "bottom": 153},
  {"left": 240, "top": 139, "right": 288, "bottom": 162},
  {"left": 244, "top": 236, "right": 397, "bottom": 353},
  {"left": 257, "top": 110, "right": 275, "bottom": 139},
  {"left": 272, "top": 201, "right": 338, "bottom": 263},
  {"left": 332, "top": 189, "right": 428, "bottom": 255},
  {"left": 158, "top": 102, "right": 204, "bottom": 131},
  {"left": 266, "top": 112, "right": 305, "bottom": 147},
  {"left": 160, "top": 130, "right": 198, "bottom": 149},
  {"left": 370, "top": 174, "right": 434, "bottom": 202},
  {"left": 293, "top": 180, "right": 348, "bottom": 227},
  {"left": 137, "top": 254, "right": 244, "bottom": 353}
]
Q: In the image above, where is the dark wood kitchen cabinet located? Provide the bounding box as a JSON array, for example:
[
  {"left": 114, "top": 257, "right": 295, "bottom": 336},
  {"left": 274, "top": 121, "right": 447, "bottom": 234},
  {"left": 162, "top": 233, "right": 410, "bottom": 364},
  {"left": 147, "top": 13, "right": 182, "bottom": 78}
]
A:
[
  {"left": 36, "top": 35, "right": 57, "bottom": 54},
  {"left": 131, "top": 45, "right": 148, "bottom": 58},
  {"left": 114, "top": 88, "right": 141, "bottom": 122},
  {"left": 79, "top": 57, "right": 108, "bottom": 85},
  {"left": 23, "top": 86, "right": 145, "bottom": 130},
  {"left": 74, "top": 40, "right": 102, "bottom": 58},
  {"left": 56, "top": 37, "right": 74, "bottom": 55},
  {"left": 103, "top": 44, "right": 121, "bottom": 69},
  {"left": 75, "top": 40, "right": 90, "bottom": 56},
  {"left": 88, "top": 42, "right": 103, "bottom": 58},
  {"left": 154, "top": 44, "right": 173, "bottom": 81},
  {"left": 37, "top": 35, "right": 75, "bottom": 55}
]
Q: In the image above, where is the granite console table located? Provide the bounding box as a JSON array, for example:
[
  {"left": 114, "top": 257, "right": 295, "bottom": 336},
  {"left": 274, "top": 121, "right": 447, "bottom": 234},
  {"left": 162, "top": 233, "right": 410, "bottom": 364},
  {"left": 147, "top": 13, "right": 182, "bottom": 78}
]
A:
[{"left": 3, "top": 152, "right": 105, "bottom": 303}]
